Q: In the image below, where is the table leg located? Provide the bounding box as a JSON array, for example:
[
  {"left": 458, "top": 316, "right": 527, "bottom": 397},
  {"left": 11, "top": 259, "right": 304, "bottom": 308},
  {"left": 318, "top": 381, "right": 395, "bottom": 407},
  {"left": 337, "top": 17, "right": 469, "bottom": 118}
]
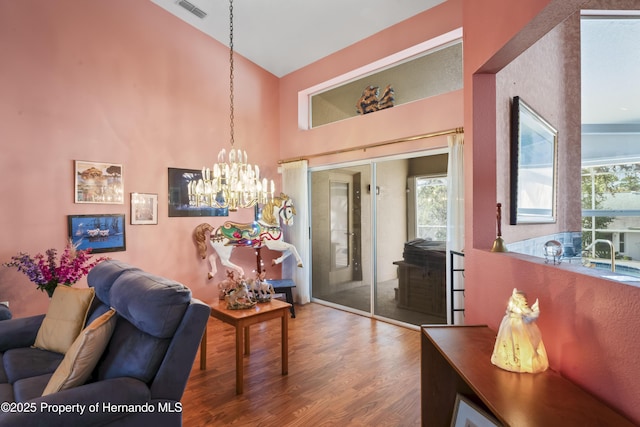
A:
[
  {"left": 200, "top": 324, "right": 207, "bottom": 370},
  {"left": 282, "top": 309, "right": 288, "bottom": 375},
  {"left": 244, "top": 325, "right": 251, "bottom": 355},
  {"left": 235, "top": 324, "right": 243, "bottom": 394},
  {"left": 284, "top": 289, "right": 296, "bottom": 318}
]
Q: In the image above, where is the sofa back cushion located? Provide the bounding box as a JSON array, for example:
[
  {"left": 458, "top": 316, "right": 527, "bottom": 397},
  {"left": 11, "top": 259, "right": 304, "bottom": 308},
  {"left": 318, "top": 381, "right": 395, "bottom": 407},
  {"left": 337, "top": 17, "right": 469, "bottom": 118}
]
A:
[
  {"left": 88, "top": 261, "right": 192, "bottom": 384},
  {"left": 87, "top": 260, "right": 140, "bottom": 305}
]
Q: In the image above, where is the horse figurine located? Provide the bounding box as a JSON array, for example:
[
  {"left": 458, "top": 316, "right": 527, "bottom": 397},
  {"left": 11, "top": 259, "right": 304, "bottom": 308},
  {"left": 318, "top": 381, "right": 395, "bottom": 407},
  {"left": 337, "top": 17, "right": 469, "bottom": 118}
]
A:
[
  {"left": 194, "top": 193, "right": 303, "bottom": 279},
  {"left": 225, "top": 280, "right": 255, "bottom": 310},
  {"left": 250, "top": 270, "right": 274, "bottom": 302}
]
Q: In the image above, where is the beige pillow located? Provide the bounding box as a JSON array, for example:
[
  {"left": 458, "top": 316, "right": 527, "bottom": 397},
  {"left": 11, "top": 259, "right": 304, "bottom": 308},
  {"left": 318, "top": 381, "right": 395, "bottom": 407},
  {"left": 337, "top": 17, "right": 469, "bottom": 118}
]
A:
[
  {"left": 33, "top": 285, "right": 95, "bottom": 354},
  {"left": 42, "top": 308, "right": 117, "bottom": 395}
]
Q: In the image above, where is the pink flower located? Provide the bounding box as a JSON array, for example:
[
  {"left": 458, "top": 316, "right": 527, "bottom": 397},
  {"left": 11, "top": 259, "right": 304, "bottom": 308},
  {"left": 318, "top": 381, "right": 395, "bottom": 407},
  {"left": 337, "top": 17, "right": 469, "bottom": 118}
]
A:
[{"left": 3, "top": 240, "right": 108, "bottom": 296}]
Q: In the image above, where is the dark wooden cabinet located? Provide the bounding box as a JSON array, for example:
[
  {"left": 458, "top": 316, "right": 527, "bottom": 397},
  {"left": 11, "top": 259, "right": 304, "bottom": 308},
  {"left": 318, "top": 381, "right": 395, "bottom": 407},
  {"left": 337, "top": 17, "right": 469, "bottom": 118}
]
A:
[
  {"left": 421, "top": 325, "right": 635, "bottom": 427},
  {"left": 394, "top": 260, "right": 445, "bottom": 318}
]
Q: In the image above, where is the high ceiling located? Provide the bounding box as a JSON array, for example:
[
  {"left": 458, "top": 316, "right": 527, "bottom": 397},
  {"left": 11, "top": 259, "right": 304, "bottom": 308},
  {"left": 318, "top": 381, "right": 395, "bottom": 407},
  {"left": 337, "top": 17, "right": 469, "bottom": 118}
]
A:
[
  {"left": 148, "top": 2, "right": 640, "bottom": 130},
  {"left": 150, "top": 0, "right": 445, "bottom": 78}
]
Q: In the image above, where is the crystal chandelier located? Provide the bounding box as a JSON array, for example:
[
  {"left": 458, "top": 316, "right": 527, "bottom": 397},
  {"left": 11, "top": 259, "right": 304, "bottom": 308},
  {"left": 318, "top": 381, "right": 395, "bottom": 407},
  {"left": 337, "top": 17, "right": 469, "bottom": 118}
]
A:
[{"left": 188, "top": 0, "right": 274, "bottom": 212}]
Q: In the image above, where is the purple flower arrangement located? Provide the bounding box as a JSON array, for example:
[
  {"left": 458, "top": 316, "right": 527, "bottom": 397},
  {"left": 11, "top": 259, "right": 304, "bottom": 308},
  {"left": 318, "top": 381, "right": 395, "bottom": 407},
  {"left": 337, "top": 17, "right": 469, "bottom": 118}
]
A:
[{"left": 3, "top": 241, "right": 108, "bottom": 297}]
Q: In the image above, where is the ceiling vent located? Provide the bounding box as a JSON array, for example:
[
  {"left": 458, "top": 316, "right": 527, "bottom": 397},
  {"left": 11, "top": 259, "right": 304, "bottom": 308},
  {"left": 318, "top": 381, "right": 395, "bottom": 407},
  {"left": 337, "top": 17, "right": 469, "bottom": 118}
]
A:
[{"left": 177, "top": 0, "right": 207, "bottom": 19}]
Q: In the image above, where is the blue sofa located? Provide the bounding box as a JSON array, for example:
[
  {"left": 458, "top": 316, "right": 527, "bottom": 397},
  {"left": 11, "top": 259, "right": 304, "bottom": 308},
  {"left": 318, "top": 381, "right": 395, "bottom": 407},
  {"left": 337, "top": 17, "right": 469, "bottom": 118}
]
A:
[{"left": 0, "top": 260, "right": 210, "bottom": 426}]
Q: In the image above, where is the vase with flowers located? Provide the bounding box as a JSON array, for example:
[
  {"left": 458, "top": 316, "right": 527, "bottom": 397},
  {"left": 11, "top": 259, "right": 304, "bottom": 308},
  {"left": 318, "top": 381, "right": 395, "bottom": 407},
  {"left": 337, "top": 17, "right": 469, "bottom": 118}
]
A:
[{"left": 3, "top": 240, "right": 108, "bottom": 297}]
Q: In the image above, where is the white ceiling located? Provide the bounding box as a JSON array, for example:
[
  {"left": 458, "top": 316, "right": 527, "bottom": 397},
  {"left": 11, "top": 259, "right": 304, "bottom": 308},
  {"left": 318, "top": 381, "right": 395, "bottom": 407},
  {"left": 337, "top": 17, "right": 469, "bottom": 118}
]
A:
[
  {"left": 148, "top": 2, "right": 640, "bottom": 131},
  {"left": 150, "top": 0, "right": 445, "bottom": 78}
]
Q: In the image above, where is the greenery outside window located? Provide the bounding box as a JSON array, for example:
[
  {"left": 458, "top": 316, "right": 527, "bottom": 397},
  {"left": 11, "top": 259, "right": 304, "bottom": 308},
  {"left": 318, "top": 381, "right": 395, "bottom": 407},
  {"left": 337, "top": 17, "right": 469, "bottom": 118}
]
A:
[{"left": 415, "top": 175, "right": 448, "bottom": 241}]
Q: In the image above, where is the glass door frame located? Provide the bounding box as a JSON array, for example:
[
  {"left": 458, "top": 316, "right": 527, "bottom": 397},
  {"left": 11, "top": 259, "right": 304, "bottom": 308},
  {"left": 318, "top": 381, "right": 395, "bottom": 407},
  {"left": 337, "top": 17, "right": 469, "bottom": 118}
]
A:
[{"left": 308, "top": 147, "right": 450, "bottom": 328}]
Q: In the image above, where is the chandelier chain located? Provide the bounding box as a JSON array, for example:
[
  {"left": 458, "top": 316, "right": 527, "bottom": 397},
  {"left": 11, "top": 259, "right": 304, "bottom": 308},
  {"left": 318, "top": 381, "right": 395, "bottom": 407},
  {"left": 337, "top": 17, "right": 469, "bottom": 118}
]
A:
[
  {"left": 229, "top": 0, "right": 234, "bottom": 148},
  {"left": 187, "top": 0, "right": 276, "bottom": 212}
]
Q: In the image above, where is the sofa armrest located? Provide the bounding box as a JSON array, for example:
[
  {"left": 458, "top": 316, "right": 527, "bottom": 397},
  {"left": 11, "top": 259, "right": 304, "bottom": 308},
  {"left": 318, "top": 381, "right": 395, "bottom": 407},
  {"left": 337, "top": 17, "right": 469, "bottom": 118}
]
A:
[
  {"left": 0, "top": 377, "right": 151, "bottom": 427},
  {"left": 0, "top": 315, "right": 44, "bottom": 352}
]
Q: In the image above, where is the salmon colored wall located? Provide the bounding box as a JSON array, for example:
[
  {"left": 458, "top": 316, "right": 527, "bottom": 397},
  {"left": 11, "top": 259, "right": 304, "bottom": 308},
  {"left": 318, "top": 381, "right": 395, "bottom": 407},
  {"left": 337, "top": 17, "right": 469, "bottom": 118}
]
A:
[
  {"left": 0, "top": 0, "right": 281, "bottom": 318},
  {"left": 278, "top": 0, "right": 464, "bottom": 167},
  {"left": 464, "top": 0, "right": 640, "bottom": 423},
  {"left": 2, "top": 0, "right": 639, "bottom": 422}
]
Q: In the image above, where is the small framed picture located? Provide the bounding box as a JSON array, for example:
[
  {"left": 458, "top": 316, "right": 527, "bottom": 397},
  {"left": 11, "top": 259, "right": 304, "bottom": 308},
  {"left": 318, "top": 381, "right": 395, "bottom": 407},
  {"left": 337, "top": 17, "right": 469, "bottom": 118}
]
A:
[
  {"left": 131, "top": 193, "right": 158, "bottom": 225},
  {"left": 74, "top": 160, "right": 124, "bottom": 204},
  {"left": 68, "top": 214, "right": 126, "bottom": 253},
  {"left": 451, "top": 394, "right": 501, "bottom": 427}
]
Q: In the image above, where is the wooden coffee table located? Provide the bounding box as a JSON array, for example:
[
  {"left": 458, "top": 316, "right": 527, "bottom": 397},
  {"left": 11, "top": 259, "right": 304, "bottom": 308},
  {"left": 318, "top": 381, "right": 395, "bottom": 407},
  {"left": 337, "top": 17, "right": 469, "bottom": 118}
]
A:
[{"left": 200, "top": 298, "right": 291, "bottom": 394}]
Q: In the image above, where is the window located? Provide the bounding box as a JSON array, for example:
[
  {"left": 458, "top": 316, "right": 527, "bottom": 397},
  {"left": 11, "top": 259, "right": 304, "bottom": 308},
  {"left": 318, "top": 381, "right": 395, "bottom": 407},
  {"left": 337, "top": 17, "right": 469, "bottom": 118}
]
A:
[
  {"left": 414, "top": 176, "right": 448, "bottom": 241},
  {"left": 581, "top": 163, "right": 640, "bottom": 264},
  {"left": 298, "top": 28, "right": 463, "bottom": 130},
  {"left": 581, "top": 14, "right": 640, "bottom": 271}
]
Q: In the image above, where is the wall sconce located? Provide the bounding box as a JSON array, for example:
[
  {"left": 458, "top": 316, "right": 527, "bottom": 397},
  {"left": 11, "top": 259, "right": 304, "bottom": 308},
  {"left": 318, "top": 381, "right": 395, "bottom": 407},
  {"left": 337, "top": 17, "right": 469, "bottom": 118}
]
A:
[{"left": 491, "top": 288, "right": 549, "bottom": 373}]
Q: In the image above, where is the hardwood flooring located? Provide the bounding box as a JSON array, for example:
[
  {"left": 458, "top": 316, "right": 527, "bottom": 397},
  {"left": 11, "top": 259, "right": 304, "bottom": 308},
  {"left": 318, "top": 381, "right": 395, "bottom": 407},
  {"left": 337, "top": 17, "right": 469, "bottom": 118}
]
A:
[{"left": 181, "top": 302, "right": 421, "bottom": 426}]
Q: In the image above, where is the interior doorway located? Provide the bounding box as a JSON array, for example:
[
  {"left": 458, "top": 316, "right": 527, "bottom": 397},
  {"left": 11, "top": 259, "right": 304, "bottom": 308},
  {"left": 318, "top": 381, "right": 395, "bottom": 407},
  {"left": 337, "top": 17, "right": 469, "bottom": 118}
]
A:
[{"left": 310, "top": 151, "right": 449, "bottom": 326}]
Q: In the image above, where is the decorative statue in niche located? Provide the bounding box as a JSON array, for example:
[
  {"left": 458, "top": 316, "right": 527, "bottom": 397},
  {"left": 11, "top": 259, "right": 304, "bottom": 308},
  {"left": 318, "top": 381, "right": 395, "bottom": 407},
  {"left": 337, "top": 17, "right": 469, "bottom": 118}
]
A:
[
  {"left": 356, "top": 84, "right": 395, "bottom": 115},
  {"left": 491, "top": 288, "right": 549, "bottom": 373}
]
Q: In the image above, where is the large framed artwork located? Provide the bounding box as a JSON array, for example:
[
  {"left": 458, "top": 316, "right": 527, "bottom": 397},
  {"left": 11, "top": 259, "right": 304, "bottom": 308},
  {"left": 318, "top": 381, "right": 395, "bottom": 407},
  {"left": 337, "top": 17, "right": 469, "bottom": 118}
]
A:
[
  {"left": 74, "top": 160, "right": 124, "bottom": 204},
  {"left": 451, "top": 394, "right": 501, "bottom": 427},
  {"left": 510, "top": 96, "right": 558, "bottom": 225},
  {"left": 168, "top": 168, "right": 228, "bottom": 217},
  {"left": 67, "top": 214, "right": 126, "bottom": 253}
]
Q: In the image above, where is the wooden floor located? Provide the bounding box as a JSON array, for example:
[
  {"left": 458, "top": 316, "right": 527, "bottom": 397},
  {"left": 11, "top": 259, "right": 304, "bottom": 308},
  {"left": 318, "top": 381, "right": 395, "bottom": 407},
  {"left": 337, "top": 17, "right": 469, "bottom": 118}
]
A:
[{"left": 182, "top": 302, "right": 421, "bottom": 426}]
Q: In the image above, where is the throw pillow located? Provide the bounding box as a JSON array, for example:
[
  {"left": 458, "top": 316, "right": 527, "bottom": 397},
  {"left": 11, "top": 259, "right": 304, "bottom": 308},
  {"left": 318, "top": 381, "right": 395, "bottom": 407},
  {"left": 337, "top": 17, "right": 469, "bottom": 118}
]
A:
[
  {"left": 42, "top": 308, "right": 117, "bottom": 395},
  {"left": 33, "top": 285, "right": 95, "bottom": 354}
]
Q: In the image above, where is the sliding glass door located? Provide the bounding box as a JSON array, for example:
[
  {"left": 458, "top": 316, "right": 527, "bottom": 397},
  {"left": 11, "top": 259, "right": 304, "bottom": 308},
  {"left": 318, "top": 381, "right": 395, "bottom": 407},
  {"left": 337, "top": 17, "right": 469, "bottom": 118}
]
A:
[
  {"left": 310, "top": 152, "right": 449, "bottom": 326},
  {"left": 311, "top": 166, "right": 370, "bottom": 313}
]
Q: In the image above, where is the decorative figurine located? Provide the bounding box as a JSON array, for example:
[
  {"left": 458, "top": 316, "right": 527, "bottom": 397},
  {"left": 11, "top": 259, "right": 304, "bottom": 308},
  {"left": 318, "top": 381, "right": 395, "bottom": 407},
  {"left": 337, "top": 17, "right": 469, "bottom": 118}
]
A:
[
  {"left": 491, "top": 288, "right": 549, "bottom": 373},
  {"left": 356, "top": 85, "right": 380, "bottom": 115},
  {"left": 356, "top": 84, "right": 395, "bottom": 115},
  {"left": 225, "top": 280, "right": 256, "bottom": 310},
  {"left": 217, "top": 270, "right": 238, "bottom": 299},
  {"left": 544, "top": 240, "right": 563, "bottom": 265},
  {"left": 490, "top": 202, "right": 508, "bottom": 252},
  {"left": 194, "top": 194, "right": 303, "bottom": 279},
  {"left": 377, "top": 84, "right": 395, "bottom": 110},
  {"left": 250, "top": 270, "right": 274, "bottom": 302}
]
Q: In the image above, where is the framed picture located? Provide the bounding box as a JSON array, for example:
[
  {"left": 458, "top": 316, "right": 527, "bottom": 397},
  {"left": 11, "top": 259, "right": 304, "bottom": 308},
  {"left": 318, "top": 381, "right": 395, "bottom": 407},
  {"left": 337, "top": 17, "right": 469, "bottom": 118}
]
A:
[
  {"left": 67, "top": 214, "right": 126, "bottom": 253},
  {"left": 131, "top": 193, "right": 158, "bottom": 225},
  {"left": 451, "top": 394, "right": 501, "bottom": 427},
  {"left": 510, "top": 96, "right": 558, "bottom": 225},
  {"left": 75, "top": 160, "right": 124, "bottom": 204},
  {"left": 168, "top": 168, "right": 228, "bottom": 217}
]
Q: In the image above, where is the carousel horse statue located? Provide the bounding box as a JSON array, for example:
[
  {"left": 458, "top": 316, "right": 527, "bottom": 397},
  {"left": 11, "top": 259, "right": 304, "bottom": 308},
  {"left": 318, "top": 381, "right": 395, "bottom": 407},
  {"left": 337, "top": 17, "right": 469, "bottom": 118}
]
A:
[{"left": 194, "top": 193, "right": 303, "bottom": 279}]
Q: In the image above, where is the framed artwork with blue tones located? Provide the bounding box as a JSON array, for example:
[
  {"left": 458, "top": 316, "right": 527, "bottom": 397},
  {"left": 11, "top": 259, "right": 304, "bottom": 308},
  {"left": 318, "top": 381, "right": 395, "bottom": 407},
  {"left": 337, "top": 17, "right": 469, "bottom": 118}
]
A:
[{"left": 68, "top": 214, "right": 126, "bottom": 253}]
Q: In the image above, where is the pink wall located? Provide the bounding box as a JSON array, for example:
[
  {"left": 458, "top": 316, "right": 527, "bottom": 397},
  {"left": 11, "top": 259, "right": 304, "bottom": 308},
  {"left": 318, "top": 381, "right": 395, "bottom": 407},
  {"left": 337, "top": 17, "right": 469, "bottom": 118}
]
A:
[
  {"left": 464, "top": 0, "right": 640, "bottom": 423},
  {"left": 0, "top": 0, "right": 281, "bottom": 317},
  {"left": 2, "top": 0, "right": 638, "bottom": 423}
]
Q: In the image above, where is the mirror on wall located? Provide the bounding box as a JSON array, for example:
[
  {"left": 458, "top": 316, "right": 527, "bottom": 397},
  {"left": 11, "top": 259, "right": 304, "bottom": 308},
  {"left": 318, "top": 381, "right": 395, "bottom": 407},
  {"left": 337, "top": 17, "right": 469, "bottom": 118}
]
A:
[{"left": 510, "top": 96, "right": 558, "bottom": 225}]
